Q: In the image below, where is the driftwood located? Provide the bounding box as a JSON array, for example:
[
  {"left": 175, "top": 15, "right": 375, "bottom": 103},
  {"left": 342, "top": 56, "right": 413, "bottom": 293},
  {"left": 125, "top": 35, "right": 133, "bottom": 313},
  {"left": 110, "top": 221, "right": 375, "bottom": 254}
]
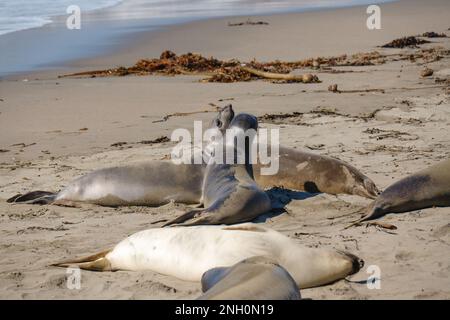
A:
[
  {"left": 152, "top": 105, "right": 220, "bottom": 123},
  {"left": 240, "top": 66, "right": 319, "bottom": 83},
  {"left": 328, "top": 84, "right": 385, "bottom": 93}
]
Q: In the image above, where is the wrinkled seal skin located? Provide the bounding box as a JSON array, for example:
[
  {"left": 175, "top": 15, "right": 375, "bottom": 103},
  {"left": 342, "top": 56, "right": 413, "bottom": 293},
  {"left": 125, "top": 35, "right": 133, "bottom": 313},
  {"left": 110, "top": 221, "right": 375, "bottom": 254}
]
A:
[
  {"left": 162, "top": 113, "right": 272, "bottom": 226},
  {"left": 253, "top": 146, "right": 379, "bottom": 199},
  {"left": 7, "top": 105, "right": 234, "bottom": 207},
  {"left": 353, "top": 158, "right": 450, "bottom": 223},
  {"left": 198, "top": 256, "right": 301, "bottom": 300}
]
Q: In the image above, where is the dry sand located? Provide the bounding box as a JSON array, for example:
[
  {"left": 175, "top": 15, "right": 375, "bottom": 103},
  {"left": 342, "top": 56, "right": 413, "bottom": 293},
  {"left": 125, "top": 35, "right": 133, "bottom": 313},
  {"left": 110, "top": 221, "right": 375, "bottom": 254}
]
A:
[{"left": 0, "top": 0, "right": 449, "bottom": 299}]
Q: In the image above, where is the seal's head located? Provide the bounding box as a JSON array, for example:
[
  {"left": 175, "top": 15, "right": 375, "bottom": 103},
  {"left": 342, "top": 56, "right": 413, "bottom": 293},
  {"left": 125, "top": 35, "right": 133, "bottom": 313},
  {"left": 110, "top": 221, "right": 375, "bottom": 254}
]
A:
[{"left": 211, "top": 104, "right": 234, "bottom": 134}]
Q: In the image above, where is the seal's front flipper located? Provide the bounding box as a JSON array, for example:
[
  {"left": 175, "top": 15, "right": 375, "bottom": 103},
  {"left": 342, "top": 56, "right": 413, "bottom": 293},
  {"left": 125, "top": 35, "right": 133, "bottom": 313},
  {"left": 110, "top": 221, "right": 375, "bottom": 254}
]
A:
[
  {"left": 200, "top": 266, "right": 232, "bottom": 292},
  {"left": 51, "top": 249, "right": 112, "bottom": 271},
  {"left": 161, "top": 209, "right": 204, "bottom": 227},
  {"left": 7, "top": 190, "right": 56, "bottom": 204}
]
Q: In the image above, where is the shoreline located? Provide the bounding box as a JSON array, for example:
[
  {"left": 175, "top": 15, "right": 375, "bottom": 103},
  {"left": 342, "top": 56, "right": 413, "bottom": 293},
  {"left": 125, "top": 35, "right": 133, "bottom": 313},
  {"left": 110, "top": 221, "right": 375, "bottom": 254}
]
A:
[{"left": 0, "top": 0, "right": 394, "bottom": 79}]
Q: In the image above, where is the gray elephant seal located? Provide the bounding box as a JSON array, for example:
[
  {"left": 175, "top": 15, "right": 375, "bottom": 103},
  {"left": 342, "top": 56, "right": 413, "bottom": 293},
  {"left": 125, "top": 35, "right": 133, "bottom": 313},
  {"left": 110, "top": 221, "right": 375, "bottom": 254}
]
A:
[
  {"left": 253, "top": 146, "right": 379, "bottom": 199},
  {"left": 7, "top": 105, "right": 234, "bottom": 207},
  {"left": 162, "top": 113, "right": 271, "bottom": 226},
  {"left": 198, "top": 256, "right": 301, "bottom": 300},
  {"left": 349, "top": 158, "right": 450, "bottom": 226}
]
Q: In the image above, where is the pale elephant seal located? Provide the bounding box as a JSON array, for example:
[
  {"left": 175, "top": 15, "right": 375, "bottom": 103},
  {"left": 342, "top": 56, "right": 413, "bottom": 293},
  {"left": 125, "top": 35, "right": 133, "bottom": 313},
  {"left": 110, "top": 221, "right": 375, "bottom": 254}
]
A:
[
  {"left": 52, "top": 223, "right": 364, "bottom": 289},
  {"left": 349, "top": 158, "right": 450, "bottom": 226},
  {"left": 7, "top": 105, "right": 235, "bottom": 207},
  {"left": 253, "top": 146, "right": 379, "bottom": 199},
  {"left": 162, "top": 113, "right": 271, "bottom": 226},
  {"left": 198, "top": 256, "right": 301, "bottom": 300}
]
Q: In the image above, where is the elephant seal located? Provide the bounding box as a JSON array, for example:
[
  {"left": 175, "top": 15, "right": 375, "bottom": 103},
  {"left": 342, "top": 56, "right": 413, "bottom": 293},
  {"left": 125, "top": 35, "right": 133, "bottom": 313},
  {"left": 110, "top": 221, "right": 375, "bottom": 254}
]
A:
[
  {"left": 253, "top": 146, "right": 379, "bottom": 199},
  {"left": 52, "top": 223, "right": 364, "bottom": 289},
  {"left": 348, "top": 158, "right": 450, "bottom": 226},
  {"left": 162, "top": 113, "right": 271, "bottom": 226},
  {"left": 197, "top": 256, "right": 301, "bottom": 300},
  {"left": 7, "top": 105, "right": 235, "bottom": 207}
]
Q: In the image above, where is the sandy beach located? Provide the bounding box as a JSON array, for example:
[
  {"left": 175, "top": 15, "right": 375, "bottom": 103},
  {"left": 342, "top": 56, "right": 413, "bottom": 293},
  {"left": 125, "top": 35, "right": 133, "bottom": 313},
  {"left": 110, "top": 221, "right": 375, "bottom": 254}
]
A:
[{"left": 0, "top": 0, "right": 449, "bottom": 299}]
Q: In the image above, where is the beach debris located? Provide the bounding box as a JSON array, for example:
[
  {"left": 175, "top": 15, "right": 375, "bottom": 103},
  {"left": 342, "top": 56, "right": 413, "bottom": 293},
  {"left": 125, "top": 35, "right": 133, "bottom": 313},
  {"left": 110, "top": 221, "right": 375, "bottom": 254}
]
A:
[
  {"left": 111, "top": 136, "right": 170, "bottom": 149},
  {"left": 305, "top": 144, "right": 325, "bottom": 150},
  {"left": 228, "top": 19, "right": 269, "bottom": 26},
  {"left": 258, "top": 111, "right": 303, "bottom": 122},
  {"left": 79, "top": 127, "right": 88, "bottom": 131},
  {"left": 0, "top": 149, "right": 10, "bottom": 153},
  {"left": 421, "top": 31, "right": 447, "bottom": 38},
  {"left": 153, "top": 105, "right": 220, "bottom": 123},
  {"left": 240, "top": 66, "right": 319, "bottom": 83},
  {"left": 111, "top": 142, "right": 127, "bottom": 147},
  {"left": 328, "top": 84, "right": 339, "bottom": 92},
  {"left": 139, "top": 136, "right": 170, "bottom": 144},
  {"left": 59, "top": 50, "right": 328, "bottom": 83},
  {"left": 381, "top": 36, "right": 430, "bottom": 48},
  {"left": 17, "top": 225, "right": 69, "bottom": 235},
  {"left": 10, "top": 142, "right": 36, "bottom": 148},
  {"left": 327, "top": 84, "right": 385, "bottom": 94},
  {"left": 312, "top": 60, "right": 320, "bottom": 69},
  {"left": 58, "top": 45, "right": 449, "bottom": 82},
  {"left": 363, "top": 128, "right": 417, "bottom": 141},
  {"left": 420, "top": 67, "right": 434, "bottom": 77}
]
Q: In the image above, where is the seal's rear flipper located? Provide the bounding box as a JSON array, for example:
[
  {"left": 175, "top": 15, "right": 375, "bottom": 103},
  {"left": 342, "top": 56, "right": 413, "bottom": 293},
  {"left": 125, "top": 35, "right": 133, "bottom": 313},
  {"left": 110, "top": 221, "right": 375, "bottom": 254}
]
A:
[
  {"left": 7, "top": 191, "right": 56, "bottom": 204},
  {"left": 343, "top": 201, "right": 382, "bottom": 229},
  {"left": 51, "top": 249, "right": 112, "bottom": 271},
  {"left": 161, "top": 209, "right": 204, "bottom": 227}
]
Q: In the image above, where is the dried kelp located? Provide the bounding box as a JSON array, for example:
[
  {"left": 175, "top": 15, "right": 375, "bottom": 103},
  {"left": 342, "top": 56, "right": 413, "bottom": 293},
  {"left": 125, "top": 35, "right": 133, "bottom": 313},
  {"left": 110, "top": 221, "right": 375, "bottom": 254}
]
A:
[
  {"left": 228, "top": 19, "right": 269, "bottom": 26},
  {"left": 60, "top": 51, "right": 320, "bottom": 83},
  {"left": 59, "top": 44, "right": 449, "bottom": 83},
  {"left": 421, "top": 31, "right": 447, "bottom": 38},
  {"left": 381, "top": 36, "right": 430, "bottom": 48}
]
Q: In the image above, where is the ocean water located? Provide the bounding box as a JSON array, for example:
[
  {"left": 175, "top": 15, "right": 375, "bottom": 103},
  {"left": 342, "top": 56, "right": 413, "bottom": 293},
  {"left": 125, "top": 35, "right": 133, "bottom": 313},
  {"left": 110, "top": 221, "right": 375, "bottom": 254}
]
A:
[
  {"left": 0, "top": 0, "right": 123, "bottom": 35},
  {"left": 0, "top": 0, "right": 389, "bottom": 77},
  {"left": 0, "top": 0, "right": 387, "bottom": 36}
]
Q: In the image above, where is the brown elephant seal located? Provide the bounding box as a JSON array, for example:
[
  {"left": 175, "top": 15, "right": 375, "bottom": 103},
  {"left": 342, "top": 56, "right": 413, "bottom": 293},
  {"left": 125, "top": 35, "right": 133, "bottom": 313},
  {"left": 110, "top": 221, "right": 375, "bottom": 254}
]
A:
[
  {"left": 198, "top": 256, "right": 301, "bottom": 300},
  {"left": 7, "top": 105, "right": 234, "bottom": 207},
  {"left": 162, "top": 113, "right": 271, "bottom": 226},
  {"left": 253, "top": 146, "right": 379, "bottom": 199},
  {"left": 348, "top": 158, "right": 450, "bottom": 226}
]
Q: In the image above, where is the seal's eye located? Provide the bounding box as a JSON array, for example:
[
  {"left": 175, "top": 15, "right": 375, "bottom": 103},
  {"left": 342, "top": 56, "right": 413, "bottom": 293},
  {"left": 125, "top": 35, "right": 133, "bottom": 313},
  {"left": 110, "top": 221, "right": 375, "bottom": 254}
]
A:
[{"left": 215, "top": 119, "right": 222, "bottom": 128}]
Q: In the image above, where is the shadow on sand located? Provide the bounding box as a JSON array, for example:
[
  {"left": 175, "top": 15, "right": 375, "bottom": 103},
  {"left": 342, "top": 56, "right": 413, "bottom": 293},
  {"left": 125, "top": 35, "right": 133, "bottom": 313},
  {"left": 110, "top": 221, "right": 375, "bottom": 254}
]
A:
[{"left": 253, "top": 187, "right": 320, "bottom": 223}]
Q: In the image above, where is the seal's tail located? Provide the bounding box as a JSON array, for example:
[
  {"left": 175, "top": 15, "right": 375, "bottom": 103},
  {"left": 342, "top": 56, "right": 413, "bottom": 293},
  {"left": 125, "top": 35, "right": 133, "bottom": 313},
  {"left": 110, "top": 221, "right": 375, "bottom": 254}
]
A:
[
  {"left": 50, "top": 249, "right": 112, "bottom": 271},
  {"left": 7, "top": 191, "right": 56, "bottom": 204}
]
